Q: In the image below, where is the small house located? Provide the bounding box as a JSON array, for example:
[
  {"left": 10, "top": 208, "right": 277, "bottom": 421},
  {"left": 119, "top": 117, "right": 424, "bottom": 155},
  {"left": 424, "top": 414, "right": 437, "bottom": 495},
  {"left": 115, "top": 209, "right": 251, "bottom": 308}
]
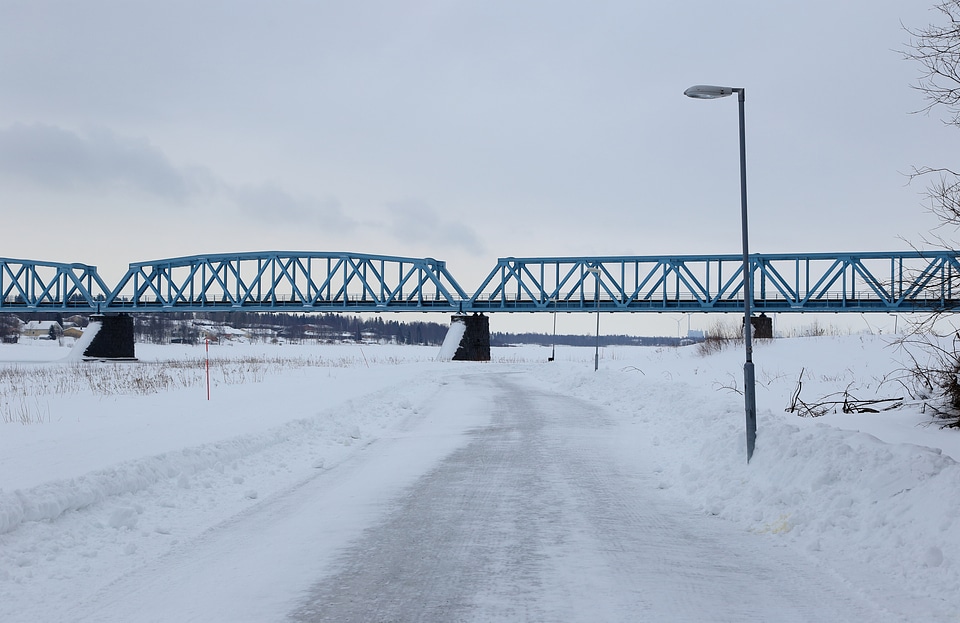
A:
[
  {"left": 62, "top": 326, "right": 84, "bottom": 339},
  {"left": 22, "top": 320, "right": 63, "bottom": 339}
]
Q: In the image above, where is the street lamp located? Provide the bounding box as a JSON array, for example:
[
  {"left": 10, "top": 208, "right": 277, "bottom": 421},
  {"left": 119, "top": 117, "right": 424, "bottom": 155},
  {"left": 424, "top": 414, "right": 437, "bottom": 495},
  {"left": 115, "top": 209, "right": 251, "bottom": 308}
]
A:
[
  {"left": 684, "top": 84, "right": 757, "bottom": 463},
  {"left": 586, "top": 266, "right": 601, "bottom": 371}
]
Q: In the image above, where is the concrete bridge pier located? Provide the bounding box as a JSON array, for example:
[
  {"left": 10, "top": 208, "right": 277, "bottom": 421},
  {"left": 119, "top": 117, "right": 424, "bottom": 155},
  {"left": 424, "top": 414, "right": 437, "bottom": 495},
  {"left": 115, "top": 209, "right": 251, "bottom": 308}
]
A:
[
  {"left": 83, "top": 314, "right": 137, "bottom": 360},
  {"left": 451, "top": 313, "right": 491, "bottom": 361},
  {"left": 748, "top": 313, "right": 773, "bottom": 339}
]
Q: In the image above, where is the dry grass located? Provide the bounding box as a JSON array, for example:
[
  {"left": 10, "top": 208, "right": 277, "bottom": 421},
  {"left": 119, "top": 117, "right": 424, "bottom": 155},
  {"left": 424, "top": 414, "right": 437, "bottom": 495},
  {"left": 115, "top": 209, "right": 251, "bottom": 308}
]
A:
[
  {"left": 695, "top": 320, "right": 742, "bottom": 356},
  {"left": 0, "top": 397, "right": 50, "bottom": 424},
  {"left": 0, "top": 353, "right": 421, "bottom": 424}
]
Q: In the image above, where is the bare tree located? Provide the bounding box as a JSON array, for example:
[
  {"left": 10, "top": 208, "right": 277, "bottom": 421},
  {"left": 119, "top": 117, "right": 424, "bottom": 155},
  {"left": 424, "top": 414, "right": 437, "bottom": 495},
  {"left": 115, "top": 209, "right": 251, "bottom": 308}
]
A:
[
  {"left": 905, "top": 2, "right": 960, "bottom": 120},
  {"left": 898, "top": 3, "right": 960, "bottom": 424},
  {"left": 0, "top": 317, "right": 19, "bottom": 343},
  {"left": 904, "top": 1, "right": 960, "bottom": 238},
  {"left": 901, "top": 2, "right": 960, "bottom": 317}
]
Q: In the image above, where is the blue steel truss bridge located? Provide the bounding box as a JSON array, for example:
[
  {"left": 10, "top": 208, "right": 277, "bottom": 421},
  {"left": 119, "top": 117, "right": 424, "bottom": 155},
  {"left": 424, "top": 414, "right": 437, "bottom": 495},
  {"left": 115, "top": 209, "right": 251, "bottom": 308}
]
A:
[{"left": 0, "top": 250, "right": 958, "bottom": 315}]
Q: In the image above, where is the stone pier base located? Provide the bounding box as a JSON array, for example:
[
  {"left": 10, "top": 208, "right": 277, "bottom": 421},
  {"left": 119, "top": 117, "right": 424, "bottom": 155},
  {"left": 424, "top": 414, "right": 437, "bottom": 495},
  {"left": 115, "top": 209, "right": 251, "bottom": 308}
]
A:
[
  {"left": 750, "top": 313, "right": 773, "bottom": 339},
  {"left": 452, "top": 313, "right": 490, "bottom": 361},
  {"left": 84, "top": 314, "right": 137, "bottom": 360}
]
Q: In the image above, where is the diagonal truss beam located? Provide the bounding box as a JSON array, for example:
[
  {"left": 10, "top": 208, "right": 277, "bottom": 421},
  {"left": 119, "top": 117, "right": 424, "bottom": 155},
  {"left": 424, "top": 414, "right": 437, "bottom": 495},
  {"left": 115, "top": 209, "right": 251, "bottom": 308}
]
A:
[
  {"left": 0, "top": 258, "right": 111, "bottom": 310},
  {"left": 468, "top": 252, "right": 960, "bottom": 313},
  {"left": 105, "top": 251, "right": 468, "bottom": 312},
  {"left": 2, "top": 251, "right": 960, "bottom": 313}
]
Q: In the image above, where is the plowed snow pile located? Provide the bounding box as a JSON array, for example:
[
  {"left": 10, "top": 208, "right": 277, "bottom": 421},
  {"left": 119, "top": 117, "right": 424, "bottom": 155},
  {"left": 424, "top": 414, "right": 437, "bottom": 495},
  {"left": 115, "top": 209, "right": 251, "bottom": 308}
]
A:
[{"left": 0, "top": 336, "right": 958, "bottom": 621}]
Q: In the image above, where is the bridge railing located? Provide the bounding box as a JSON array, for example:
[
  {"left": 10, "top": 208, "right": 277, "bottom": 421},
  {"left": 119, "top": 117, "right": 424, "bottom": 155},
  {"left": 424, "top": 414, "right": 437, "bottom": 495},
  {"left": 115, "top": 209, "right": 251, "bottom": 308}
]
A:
[
  {"left": 101, "top": 293, "right": 460, "bottom": 311},
  {"left": 103, "top": 251, "right": 469, "bottom": 312},
  {"left": 466, "top": 252, "right": 960, "bottom": 313},
  {"left": 464, "top": 290, "right": 956, "bottom": 312},
  {"left": 0, "top": 258, "right": 111, "bottom": 311},
  {"left": 3, "top": 251, "right": 959, "bottom": 313}
]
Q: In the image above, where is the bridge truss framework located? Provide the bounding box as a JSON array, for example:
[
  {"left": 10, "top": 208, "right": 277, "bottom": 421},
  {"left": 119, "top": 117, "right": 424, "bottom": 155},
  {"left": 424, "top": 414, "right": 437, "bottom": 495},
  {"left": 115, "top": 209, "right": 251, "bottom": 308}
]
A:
[{"left": 0, "top": 250, "right": 958, "bottom": 315}]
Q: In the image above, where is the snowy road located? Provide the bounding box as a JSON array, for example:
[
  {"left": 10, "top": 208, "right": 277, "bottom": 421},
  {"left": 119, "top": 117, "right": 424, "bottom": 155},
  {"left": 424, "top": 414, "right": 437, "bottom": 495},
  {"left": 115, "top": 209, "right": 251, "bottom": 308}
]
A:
[
  {"left": 56, "top": 369, "right": 911, "bottom": 622},
  {"left": 287, "top": 373, "right": 886, "bottom": 622}
]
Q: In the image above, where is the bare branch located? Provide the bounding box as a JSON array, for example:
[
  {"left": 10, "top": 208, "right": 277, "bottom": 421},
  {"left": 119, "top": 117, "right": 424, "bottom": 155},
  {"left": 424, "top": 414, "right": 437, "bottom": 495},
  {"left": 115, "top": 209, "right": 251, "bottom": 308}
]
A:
[{"left": 903, "top": 1, "right": 960, "bottom": 121}]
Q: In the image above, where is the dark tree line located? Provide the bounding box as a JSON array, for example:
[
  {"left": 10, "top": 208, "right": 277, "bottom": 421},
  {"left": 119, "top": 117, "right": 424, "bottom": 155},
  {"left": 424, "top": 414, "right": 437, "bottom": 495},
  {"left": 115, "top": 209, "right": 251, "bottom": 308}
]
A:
[
  {"left": 491, "top": 332, "right": 688, "bottom": 347},
  {"left": 7, "top": 311, "right": 681, "bottom": 347},
  {"left": 130, "top": 312, "right": 452, "bottom": 346}
]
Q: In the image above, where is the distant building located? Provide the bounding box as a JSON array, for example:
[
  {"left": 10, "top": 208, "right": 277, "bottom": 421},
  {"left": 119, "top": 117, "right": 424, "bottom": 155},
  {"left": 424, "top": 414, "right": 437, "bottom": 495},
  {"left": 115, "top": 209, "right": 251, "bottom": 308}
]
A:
[
  {"left": 62, "top": 326, "right": 84, "bottom": 339},
  {"left": 22, "top": 320, "right": 62, "bottom": 339}
]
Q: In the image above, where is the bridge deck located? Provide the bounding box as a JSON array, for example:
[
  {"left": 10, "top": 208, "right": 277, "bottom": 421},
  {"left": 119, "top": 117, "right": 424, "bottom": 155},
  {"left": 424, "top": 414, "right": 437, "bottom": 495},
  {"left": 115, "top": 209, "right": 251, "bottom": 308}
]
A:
[{"left": 1, "top": 251, "right": 957, "bottom": 314}]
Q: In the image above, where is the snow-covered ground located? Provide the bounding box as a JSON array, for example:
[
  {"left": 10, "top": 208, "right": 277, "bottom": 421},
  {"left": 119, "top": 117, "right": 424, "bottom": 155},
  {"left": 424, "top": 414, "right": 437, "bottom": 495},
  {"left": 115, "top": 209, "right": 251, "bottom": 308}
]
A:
[{"left": 1, "top": 334, "right": 958, "bottom": 620}]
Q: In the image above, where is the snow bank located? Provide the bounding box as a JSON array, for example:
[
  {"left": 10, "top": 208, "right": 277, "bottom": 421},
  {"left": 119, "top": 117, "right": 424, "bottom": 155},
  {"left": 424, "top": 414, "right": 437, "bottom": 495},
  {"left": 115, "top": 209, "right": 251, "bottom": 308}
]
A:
[
  {"left": 0, "top": 372, "right": 445, "bottom": 536},
  {"left": 528, "top": 336, "right": 960, "bottom": 612},
  {"left": 0, "top": 349, "right": 450, "bottom": 540},
  {"left": 3, "top": 337, "right": 960, "bottom": 618},
  {"left": 436, "top": 319, "right": 465, "bottom": 361},
  {"left": 63, "top": 319, "right": 101, "bottom": 362},
  {"left": 0, "top": 349, "right": 474, "bottom": 623},
  {"left": 1, "top": 426, "right": 291, "bottom": 535}
]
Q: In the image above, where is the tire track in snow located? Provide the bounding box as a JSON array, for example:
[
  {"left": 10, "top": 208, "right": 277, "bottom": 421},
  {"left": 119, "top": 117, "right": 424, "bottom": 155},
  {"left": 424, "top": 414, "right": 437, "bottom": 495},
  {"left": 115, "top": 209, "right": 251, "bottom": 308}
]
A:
[{"left": 289, "top": 373, "right": 892, "bottom": 622}]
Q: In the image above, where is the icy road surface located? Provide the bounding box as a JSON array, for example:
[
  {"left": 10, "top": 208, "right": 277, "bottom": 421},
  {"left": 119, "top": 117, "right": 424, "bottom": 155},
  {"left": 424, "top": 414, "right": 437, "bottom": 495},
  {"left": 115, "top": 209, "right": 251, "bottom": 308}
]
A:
[
  {"left": 289, "top": 374, "right": 885, "bottom": 623},
  {"left": 67, "top": 371, "right": 899, "bottom": 623}
]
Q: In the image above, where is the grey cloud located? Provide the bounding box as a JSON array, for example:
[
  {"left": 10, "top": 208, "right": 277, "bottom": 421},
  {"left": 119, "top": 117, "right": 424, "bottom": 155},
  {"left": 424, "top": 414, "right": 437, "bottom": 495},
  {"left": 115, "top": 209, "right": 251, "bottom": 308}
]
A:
[
  {"left": 384, "top": 201, "right": 485, "bottom": 255},
  {"left": 231, "top": 183, "right": 357, "bottom": 233},
  {"left": 0, "top": 123, "right": 356, "bottom": 233},
  {"left": 0, "top": 123, "right": 202, "bottom": 201}
]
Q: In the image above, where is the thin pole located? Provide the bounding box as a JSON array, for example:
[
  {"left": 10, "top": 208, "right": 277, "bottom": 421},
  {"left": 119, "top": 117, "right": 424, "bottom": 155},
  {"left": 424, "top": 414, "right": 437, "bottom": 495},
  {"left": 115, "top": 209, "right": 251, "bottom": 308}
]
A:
[
  {"left": 205, "top": 338, "right": 210, "bottom": 401},
  {"left": 737, "top": 88, "right": 757, "bottom": 462},
  {"left": 551, "top": 302, "right": 557, "bottom": 361},
  {"left": 594, "top": 273, "right": 600, "bottom": 372}
]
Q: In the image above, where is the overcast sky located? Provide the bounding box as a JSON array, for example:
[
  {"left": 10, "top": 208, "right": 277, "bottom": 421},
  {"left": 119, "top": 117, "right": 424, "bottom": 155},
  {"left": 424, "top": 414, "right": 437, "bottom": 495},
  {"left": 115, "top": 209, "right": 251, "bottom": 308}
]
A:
[{"left": 0, "top": 1, "right": 954, "bottom": 334}]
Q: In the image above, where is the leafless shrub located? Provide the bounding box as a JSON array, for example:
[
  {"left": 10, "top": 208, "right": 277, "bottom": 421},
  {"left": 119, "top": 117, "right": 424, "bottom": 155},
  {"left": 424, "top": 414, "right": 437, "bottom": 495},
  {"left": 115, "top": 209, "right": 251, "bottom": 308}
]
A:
[
  {"left": 695, "top": 318, "right": 775, "bottom": 357},
  {"left": 786, "top": 368, "right": 904, "bottom": 418},
  {"left": 696, "top": 320, "right": 741, "bottom": 356},
  {"left": 802, "top": 320, "right": 828, "bottom": 337},
  {"left": 892, "top": 331, "right": 960, "bottom": 426},
  {"left": 712, "top": 372, "right": 743, "bottom": 395}
]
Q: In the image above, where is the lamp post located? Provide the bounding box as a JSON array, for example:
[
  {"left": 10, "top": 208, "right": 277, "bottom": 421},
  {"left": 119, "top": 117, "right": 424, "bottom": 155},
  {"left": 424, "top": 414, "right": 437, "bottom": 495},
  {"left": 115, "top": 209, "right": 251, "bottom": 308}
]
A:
[
  {"left": 587, "top": 266, "right": 601, "bottom": 371},
  {"left": 684, "top": 84, "right": 757, "bottom": 463}
]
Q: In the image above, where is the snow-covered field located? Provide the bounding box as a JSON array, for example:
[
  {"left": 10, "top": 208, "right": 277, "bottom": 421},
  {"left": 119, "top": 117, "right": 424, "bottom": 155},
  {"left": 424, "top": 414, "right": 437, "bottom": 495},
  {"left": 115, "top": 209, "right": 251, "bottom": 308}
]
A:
[{"left": 1, "top": 334, "right": 959, "bottom": 621}]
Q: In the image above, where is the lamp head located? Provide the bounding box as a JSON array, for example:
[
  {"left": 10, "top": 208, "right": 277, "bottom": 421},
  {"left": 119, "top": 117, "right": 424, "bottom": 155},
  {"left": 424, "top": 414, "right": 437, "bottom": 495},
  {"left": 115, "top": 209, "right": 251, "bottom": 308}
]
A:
[{"left": 684, "top": 85, "right": 735, "bottom": 99}]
